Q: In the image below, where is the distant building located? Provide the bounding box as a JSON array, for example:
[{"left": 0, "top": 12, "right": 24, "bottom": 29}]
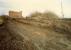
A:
[{"left": 9, "top": 11, "right": 22, "bottom": 18}]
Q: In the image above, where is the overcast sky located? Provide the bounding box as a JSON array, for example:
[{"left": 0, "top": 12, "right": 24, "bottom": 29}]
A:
[{"left": 0, "top": 0, "right": 71, "bottom": 18}]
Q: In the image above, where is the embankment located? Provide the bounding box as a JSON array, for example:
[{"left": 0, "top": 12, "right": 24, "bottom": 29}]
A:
[{"left": 5, "top": 17, "right": 71, "bottom": 50}]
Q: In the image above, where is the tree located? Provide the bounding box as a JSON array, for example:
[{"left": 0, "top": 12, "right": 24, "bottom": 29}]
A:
[
  {"left": 42, "top": 11, "right": 59, "bottom": 19},
  {"left": 30, "top": 11, "right": 42, "bottom": 17}
]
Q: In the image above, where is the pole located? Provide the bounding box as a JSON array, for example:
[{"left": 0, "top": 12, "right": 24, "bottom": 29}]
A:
[{"left": 60, "top": 0, "right": 64, "bottom": 18}]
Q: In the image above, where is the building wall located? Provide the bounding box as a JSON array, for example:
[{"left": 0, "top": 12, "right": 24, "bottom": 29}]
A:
[{"left": 9, "top": 11, "right": 22, "bottom": 18}]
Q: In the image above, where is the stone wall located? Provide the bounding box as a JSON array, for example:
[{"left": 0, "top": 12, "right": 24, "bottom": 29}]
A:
[{"left": 9, "top": 11, "right": 22, "bottom": 18}]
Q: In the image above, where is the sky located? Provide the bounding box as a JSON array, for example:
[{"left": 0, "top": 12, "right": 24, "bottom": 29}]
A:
[{"left": 0, "top": 0, "right": 71, "bottom": 18}]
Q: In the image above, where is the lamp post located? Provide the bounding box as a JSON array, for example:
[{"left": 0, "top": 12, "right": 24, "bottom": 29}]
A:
[{"left": 60, "top": 0, "right": 64, "bottom": 18}]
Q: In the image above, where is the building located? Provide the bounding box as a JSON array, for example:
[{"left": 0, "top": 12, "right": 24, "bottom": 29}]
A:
[{"left": 9, "top": 11, "right": 22, "bottom": 18}]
